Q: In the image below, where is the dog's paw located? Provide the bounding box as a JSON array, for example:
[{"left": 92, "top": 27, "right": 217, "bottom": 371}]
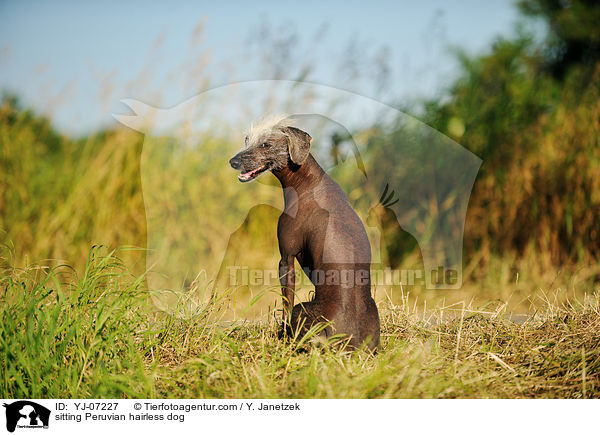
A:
[{"left": 277, "top": 321, "right": 294, "bottom": 340}]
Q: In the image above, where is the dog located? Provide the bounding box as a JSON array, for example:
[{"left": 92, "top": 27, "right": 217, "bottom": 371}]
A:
[{"left": 229, "top": 115, "right": 380, "bottom": 351}]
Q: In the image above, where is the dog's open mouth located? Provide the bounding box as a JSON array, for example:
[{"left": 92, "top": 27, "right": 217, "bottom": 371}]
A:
[{"left": 238, "top": 164, "right": 269, "bottom": 182}]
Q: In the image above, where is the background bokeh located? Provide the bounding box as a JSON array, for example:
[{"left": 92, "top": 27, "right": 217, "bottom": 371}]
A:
[{"left": 1, "top": 0, "right": 599, "bottom": 317}]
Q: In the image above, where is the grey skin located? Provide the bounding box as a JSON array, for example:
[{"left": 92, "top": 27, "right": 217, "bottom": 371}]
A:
[{"left": 229, "top": 124, "right": 380, "bottom": 351}]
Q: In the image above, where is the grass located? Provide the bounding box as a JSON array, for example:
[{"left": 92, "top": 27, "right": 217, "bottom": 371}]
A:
[
  {"left": 2, "top": 247, "right": 599, "bottom": 399},
  {"left": 2, "top": 5, "right": 600, "bottom": 400}
]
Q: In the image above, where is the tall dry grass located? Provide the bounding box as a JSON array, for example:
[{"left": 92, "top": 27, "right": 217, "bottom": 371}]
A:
[{"left": 3, "top": 74, "right": 600, "bottom": 316}]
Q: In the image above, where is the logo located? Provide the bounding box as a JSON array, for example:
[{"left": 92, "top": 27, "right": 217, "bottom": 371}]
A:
[
  {"left": 3, "top": 401, "right": 50, "bottom": 433},
  {"left": 112, "top": 80, "right": 481, "bottom": 309}
]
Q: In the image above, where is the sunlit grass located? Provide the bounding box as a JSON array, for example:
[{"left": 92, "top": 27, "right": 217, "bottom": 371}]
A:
[{"left": 2, "top": 248, "right": 599, "bottom": 399}]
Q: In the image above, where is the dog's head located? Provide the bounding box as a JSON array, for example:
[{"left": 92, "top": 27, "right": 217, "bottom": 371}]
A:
[{"left": 229, "top": 115, "right": 312, "bottom": 182}]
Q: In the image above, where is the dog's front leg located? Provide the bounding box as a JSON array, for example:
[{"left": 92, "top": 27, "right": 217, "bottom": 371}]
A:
[{"left": 279, "top": 255, "right": 295, "bottom": 322}]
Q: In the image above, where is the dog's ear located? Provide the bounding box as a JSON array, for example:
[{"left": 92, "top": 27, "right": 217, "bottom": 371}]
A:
[{"left": 284, "top": 126, "right": 312, "bottom": 165}]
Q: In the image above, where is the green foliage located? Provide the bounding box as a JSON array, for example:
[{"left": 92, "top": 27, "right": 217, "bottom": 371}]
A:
[
  {"left": 426, "top": 35, "right": 555, "bottom": 163},
  {"left": 0, "top": 247, "right": 155, "bottom": 397},
  {"left": 518, "top": 0, "right": 600, "bottom": 78},
  {"left": 419, "top": 6, "right": 600, "bottom": 267},
  {"left": 1, "top": 249, "right": 599, "bottom": 398},
  {"left": 0, "top": 96, "right": 146, "bottom": 271}
]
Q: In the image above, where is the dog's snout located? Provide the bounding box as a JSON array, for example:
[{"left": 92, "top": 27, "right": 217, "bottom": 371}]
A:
[{"left": 229, "top": 155, "right": 242, "bottom": 170}]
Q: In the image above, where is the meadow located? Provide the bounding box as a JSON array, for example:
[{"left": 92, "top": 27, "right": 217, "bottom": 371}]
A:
[
  {"left": 2, "top": 247, "right": 599, "bottom": 399},
  {"left": 2, "top": 0, "right": 600, "bottom": 398}
]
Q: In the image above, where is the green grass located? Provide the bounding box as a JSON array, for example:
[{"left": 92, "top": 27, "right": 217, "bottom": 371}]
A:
[{"left": 2, "top": 247, "right": 599, "bottom": 399}]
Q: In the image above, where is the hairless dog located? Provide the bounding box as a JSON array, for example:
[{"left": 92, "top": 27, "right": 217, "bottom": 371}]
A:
[{"left": 229, "top": 115, "right": 380, "bottom": 351}]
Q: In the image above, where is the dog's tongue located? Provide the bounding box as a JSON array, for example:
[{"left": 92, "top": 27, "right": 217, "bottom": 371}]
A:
[{"left": 238, "top": 167, "right": 261, "bottom": 181}]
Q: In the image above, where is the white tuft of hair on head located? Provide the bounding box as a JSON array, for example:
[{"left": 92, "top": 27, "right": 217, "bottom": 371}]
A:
[{"left": 245, "top": 114, "right": 296, "bottom": 148}]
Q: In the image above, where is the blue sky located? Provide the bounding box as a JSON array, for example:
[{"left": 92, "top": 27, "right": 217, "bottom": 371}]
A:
[{"left": 0, "top": 1, "right": 537, "bottom": 134}]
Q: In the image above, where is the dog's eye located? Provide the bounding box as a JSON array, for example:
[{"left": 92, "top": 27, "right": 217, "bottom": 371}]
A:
[{"left": 261, "top": 142, "right": 270, "bottom": 148}]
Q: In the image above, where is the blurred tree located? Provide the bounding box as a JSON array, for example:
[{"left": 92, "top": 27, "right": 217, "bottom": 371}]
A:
[
  {"left": 376, "top": 0, "right": 600, "bottom": 270},
  {"left": 518, "top": 0, "right": 600, "bottom": 79}
]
